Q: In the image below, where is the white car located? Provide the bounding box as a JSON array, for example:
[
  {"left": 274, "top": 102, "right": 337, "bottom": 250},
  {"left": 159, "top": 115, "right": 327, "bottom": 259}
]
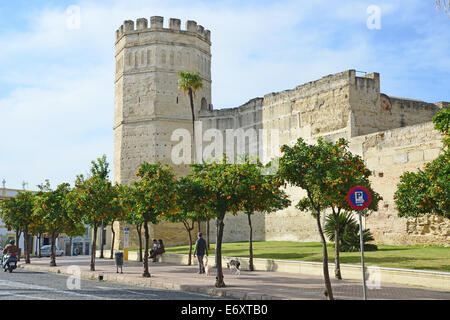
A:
[{"left": 40, "top": 245, "right": 64, "bottom": 257}]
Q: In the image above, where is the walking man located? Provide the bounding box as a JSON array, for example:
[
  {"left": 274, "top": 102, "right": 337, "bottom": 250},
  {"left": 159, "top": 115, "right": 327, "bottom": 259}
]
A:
[{"left": 193, "top": 232, "right": 208, "bottom": 274}]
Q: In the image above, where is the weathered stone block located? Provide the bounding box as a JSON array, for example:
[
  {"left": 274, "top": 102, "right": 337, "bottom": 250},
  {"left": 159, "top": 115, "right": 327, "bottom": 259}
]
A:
[
  {"left": 424, "top": 148, "right": 441, "bottom": 161},
  {"left": 408, "top": 150, "right": 424, "bottom": 162},
  {"left": 395, "top": 153, "right": 408, "bottom": 164},
  {"left": 380, "top": 155, "right": 394, "bottom": 166}
]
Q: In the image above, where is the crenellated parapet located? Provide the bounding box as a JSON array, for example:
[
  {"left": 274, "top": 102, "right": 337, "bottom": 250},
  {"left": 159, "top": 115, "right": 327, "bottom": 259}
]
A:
[{"left": 116, "top": 16, "right": 211, "bottom": 43}]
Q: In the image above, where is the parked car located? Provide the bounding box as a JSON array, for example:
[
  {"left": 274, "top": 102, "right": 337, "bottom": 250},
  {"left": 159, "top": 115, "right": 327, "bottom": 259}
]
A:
[{"left": 40, "top": 245, "right": 64, "bottom": 257}]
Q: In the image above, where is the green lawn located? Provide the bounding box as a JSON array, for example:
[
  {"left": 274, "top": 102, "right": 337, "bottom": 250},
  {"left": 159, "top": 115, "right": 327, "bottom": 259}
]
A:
[{"left": 164, "top": 241, "right": 450, "bottom": 272}]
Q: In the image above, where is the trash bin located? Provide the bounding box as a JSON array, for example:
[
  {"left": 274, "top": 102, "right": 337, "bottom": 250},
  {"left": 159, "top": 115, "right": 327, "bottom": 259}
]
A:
[{"left": 115, "top": 252, "right": 123, "bottom": 273}]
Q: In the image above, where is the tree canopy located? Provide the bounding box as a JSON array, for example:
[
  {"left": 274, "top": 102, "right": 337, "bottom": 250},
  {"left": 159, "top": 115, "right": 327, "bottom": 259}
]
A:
[{"left": 394, "top": 107, "right": 449, "bottom": 219}]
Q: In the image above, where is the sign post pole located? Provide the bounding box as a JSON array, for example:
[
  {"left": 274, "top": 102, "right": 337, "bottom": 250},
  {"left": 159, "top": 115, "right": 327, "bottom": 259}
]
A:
[
  {"left": 123, "top": 227, "right": 129, "bottom": 261},
  {"left": 358, "top": 210, "right": 367, "bottom": 300},
  {"left": 347, "top": 186, "right": 372, "bottom": 301}
]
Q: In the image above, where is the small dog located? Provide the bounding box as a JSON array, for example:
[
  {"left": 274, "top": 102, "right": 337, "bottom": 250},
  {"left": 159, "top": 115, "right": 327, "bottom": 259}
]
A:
[
  {"left": 204, "top": 256, "right": 212, "bottom": 276},
  {"left": 226, "top": 259, "right": 241, "bottom": 276}
]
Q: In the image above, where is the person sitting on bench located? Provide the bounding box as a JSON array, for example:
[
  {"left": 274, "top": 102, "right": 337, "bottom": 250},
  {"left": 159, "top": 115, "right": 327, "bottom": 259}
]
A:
[
  {"left": 149, "top": 239, "right": 158, "bottom": 257},
  {"left": 151, "top": 239, "right": 165, "bottom": 262}
]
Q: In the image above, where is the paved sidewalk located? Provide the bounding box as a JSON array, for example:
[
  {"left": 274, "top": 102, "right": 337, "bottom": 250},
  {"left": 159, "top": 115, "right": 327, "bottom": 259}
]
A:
[{"left": 18, "top": 256, "right": 450, "bottom": 300}]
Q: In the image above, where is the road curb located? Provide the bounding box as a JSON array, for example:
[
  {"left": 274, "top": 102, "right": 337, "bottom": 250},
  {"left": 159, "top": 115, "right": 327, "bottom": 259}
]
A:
[{"left": 19, "top": 263, "right": 285, "bottom": 300}]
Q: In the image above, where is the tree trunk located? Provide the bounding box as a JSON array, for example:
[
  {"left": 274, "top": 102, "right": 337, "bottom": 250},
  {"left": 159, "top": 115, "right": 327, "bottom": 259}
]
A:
[
  {"left": 90, "top": 225, "right": 97, "bottom": 271},
  {"left": 15, "top": 230, "right": 21, "bottom": 261},
  {"left": 142, "top": 220, "right": 151, "bottom": 278},
  {"left": 215, "top": 214, "right": 226, "bottom": 288},
  {"left": 214, "top": 218, "right": 219, "bottom": 268},
  {"left": 189, "top": 87, "right": 196, "bottom": 164},
  {"left": 100, "top": 220, "right": 104, "bottom": 259},
  {"left": 38, "top": 233, "right": 42, "bottom": 258},
  {"left": 247, "top": 214, "right": 254, "bottom": 271},
  {"left": 197, "top": 221, "right": 201, "bottom": 233},
  {"left": 136, "top": 224, "right": 143, "bottom": 262},
  {"left": 333, "top": 210, "right": 342, "bottom": 280},
  {"left": 184, "top": 221, "right": 194, "bottom": 266},
  {"left": 315, "top": 211, "right": 334, "bottom": 300},
  {"left": 69, "top": 237, "right": 73, "bottom": 256},
  {"left": 110, "top": 222, "right": 116, "bottom": 259},
  {"left": 23, "top": 227, "right": 30, "bottom": 264},
  {"left": 15, "top": 229, "right": 21, "bottom": 245},
  {"left": 26, "top": 233, "right": 30, "bottom": 263},
  {"left": 206, "top": 219, "right": 210, "bottom": 250},
  {"left": 50, "top": 230, "right": 57, "bottom": 267}
]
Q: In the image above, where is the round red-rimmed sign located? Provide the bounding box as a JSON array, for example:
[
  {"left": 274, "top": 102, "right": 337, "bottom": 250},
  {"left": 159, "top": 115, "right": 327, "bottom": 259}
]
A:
[{"left": 347, "top": 186, "right": 372, "bottom": 210}]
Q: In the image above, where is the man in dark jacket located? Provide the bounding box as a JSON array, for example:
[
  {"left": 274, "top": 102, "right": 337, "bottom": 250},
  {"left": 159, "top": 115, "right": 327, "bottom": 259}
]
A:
[{"left": 193, "top": 232, "right": 208, "bottom": 274}]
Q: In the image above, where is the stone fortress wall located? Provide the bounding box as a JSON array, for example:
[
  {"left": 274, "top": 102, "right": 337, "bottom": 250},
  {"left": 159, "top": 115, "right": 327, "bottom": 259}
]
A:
[
  {"left": 113, "top": 17, "right": 449, "bottom": 250},
  {"left": 350, "top": 122, "right": 447, "bottom": 245},
  {"left": 199, "top": 70, "right": 448, "bottom": 246}
]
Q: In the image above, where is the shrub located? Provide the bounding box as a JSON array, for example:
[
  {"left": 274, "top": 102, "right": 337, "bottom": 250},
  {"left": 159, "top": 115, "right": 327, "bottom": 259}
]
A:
[{"left": 324, "top": 211, "right": 378, "bottom": 252}]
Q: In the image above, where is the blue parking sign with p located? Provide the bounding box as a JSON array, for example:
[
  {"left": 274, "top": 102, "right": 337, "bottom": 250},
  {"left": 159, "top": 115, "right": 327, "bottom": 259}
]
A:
[{"left": 347, "top": 186, "right": 372, "bottom": 210}]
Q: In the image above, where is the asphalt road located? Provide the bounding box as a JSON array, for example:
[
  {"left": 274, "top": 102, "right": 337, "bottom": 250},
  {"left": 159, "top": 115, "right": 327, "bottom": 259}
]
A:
[{"left": 0, "top": 268, "right": 219, "bottom": 300}]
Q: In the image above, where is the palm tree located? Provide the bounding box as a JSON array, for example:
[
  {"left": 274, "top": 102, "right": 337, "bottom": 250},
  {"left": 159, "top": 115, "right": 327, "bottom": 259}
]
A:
[
  {"left": 436, "top": 0, "right": 450, "bottom": 15},
  {"left": 177, "top": 71, "right": 203, "bottom": 164}
]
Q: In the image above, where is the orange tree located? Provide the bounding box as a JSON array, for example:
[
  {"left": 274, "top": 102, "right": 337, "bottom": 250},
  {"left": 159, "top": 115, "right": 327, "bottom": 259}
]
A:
[
  {"left": 166, "top": 176, "right": 213, "bottom": 266},
  {"left": 65, "top": 174, "right": 119, "bottom": 271},
  {"left": 108, "top": 187, "right": 127, "bottom": 259},
  {"left": 278, "top": 137, "right": 345, "bottom": 300},
  {"left": 28, "top": 214, "right": 47, "bottom": 258},
  {"left": 394, "top": 107, "right": 449, "bottom": 219},
  {"left": 30, "top": 180, "right": 53, "bottom": 258},
  {"left": 191, "top": 157, "right": 247, "bottom": 288},
  {"left": 116, "top": 184, "right": 144, "bottom": 262},
  {"left": 130, "top": 162, "right": 178, "bottom": 278},
  {"left": 65, "top": 155, "right": 119, "bottom": 271},
  {"left": 34, "top": 182, "right": 85, "bottom": 266},
  {"left": 90, "top": 155, "right": 110, "bottom": 259},
  {"left": 0, "top": 198, "right": 22, "bottom": 248},
  {"left": 0, "top": 191, "right": 36, "bottom": 264},
  {"left": 294, "top": 138, "right": 381, "bottom": 280},
  {"left": 235, "top": 158, "right": 291, "bottom": 271}
]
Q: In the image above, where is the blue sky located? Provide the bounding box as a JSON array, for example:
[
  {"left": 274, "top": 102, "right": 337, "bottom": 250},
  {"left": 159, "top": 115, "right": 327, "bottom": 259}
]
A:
[{"left": 1, "top": 0, "right": 449, "bottom": 190}]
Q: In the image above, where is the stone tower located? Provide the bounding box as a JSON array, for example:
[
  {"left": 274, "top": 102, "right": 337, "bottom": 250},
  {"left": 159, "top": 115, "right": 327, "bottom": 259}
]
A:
[{"left": 113, "top": 17, "right": 212, "bottom": 247}]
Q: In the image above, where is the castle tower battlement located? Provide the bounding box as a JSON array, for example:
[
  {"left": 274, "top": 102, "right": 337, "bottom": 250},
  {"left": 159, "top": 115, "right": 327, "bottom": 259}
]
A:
[
  {"left": 114, "top": 16, "right": 212, "bottom": 187},
  {"left": 116, "top": 17, "right": 211, "bottom": 43},
  {"left": 113, "top": 16, "right": 212, "bottom": 249}
]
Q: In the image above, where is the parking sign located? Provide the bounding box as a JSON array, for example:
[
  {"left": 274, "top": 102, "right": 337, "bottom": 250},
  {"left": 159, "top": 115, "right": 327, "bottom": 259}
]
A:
[
  {"left": 347, "top": 186, "right": 372, "bottom": 210},
  {"left": 347, "top": 185, "right": 373, "bottom": 300}
]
